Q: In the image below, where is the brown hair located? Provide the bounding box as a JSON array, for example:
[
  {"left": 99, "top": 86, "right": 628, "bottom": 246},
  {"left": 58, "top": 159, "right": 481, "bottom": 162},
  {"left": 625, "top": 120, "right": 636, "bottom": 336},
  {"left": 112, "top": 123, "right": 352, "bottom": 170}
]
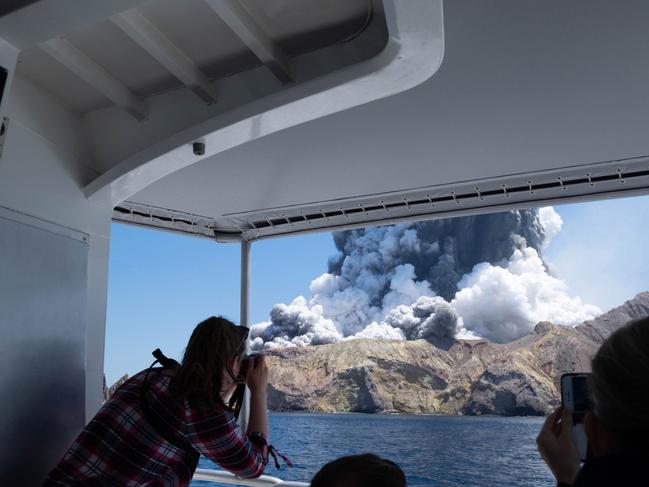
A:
[
  {"left": 310, "top": 454, "right": 407, "bottom": 487},
  {"left": 170, "top": 316, "right": 248, "bottom": 410},
  {"left": 590, "top": 316, "right": 649, "bottom": 449}
]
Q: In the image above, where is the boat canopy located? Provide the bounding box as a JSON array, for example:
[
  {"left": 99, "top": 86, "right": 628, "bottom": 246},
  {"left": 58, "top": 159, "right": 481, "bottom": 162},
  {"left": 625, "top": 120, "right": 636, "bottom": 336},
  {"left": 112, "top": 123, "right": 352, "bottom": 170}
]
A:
[{"left": 3, "top": 1, "right": 648, "bottom": 242}]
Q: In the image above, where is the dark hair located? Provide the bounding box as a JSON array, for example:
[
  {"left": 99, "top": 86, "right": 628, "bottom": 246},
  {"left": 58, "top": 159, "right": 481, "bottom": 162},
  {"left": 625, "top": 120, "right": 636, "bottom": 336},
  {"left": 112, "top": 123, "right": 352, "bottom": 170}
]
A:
[
  {"left": 590, "top": 316, "right": 649, "bottom": 449},
  {"left": 310, "top": 454, "right": 407, "bottom": 487},
  {"left": 169, "top": 316, "right": 248, "bottom": 410}
]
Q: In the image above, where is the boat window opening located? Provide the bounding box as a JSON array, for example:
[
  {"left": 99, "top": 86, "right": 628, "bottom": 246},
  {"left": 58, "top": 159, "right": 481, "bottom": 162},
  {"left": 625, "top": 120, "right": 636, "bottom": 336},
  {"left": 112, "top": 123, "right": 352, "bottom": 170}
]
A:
[
  {"left": 105, "top": 195, "right": 649, "bottom": 486},
  {"left": 104, "top": 223, "right": 242, "bottom": 390}
]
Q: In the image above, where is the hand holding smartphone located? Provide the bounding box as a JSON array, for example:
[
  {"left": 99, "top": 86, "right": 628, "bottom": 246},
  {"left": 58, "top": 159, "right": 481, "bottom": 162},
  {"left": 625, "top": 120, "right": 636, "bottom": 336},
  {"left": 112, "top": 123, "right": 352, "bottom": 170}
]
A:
[{"left": 560, "top": 373, "right": 592, "bottom": 462}]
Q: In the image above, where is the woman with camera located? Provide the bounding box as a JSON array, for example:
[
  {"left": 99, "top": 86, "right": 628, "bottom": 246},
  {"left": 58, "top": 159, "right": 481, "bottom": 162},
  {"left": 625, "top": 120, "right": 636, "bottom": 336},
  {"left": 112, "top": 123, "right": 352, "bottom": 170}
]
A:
[
  {"left": 537, "top": 316, "right": 649, "bottom": 486},
  {"left": 44, "top": 316, "right": 270, "bottom": 486}
]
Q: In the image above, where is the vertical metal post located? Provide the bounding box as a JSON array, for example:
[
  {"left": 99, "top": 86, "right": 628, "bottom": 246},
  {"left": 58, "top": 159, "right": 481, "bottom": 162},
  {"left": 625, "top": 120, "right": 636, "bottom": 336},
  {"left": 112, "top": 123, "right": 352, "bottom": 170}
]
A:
[
  {"left": 240, "top": 240, "right": 250, "bottom": 328},
  {"left": 238, "top": 239, "right": 251, "bottom": 433}
]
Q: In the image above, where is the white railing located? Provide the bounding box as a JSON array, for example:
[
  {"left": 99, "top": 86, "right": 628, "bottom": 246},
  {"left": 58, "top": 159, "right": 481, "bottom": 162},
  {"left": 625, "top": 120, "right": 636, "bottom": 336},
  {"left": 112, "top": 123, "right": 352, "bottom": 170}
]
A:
[{"left": 193, "top": 468, "right": 309, "bottom": 487}]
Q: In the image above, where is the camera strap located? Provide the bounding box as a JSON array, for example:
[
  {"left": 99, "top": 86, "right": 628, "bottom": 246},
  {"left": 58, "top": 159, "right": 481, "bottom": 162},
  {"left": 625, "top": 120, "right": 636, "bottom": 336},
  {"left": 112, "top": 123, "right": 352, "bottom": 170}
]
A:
[
  {"left": 228, "top": 383, "right": 246, "bottom": 418},
  {"left": 151, "top": 348, "right": 180, "bottom": 368},
  {"left": 248, "top": 432, "right": 293, "bottom": 470},
  {"left": 140, "top": 348, "right": 190, "bottom": 451},
  {"left": 267, "top": 444, "right": 294, "bottom": 469}
]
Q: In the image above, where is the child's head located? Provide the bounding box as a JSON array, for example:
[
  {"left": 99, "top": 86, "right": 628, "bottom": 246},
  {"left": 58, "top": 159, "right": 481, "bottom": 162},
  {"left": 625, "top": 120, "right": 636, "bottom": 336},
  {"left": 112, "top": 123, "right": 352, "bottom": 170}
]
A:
[
  {"left": 588, "top": 316, "right": 649, "bottom": 451},
  {"left": 311, "top": 453, "right": 407, "bottom": 487}
]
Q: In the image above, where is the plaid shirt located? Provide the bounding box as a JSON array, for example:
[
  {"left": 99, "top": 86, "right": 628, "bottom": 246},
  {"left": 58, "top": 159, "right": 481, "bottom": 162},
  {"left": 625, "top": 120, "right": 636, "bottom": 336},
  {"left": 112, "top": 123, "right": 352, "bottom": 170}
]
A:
[{"left": 44, "top": 370, "right": 267, "bottom": 486}]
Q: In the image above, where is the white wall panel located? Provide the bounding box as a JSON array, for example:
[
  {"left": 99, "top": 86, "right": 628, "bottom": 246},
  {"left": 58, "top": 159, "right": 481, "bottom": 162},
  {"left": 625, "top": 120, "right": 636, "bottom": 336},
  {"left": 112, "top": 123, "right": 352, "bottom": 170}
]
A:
[
  {"left": 1, "top": 76, "right": 113, "bottom": 436},
  {"left": 0, "top": 210, "right": 87, "bottom": 485}
]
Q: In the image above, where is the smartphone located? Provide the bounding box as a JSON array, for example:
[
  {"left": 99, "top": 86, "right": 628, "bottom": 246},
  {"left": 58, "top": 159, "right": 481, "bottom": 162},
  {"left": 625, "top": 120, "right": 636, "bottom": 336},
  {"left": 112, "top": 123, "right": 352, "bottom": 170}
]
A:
[{"left": 560, "top": 373, "right": 592, "bottom": 462}]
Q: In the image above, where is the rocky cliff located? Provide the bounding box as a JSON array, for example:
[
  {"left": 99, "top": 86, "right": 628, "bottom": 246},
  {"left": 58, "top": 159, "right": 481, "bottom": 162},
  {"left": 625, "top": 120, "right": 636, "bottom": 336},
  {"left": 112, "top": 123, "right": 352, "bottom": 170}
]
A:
[
  {"left": 103, "top": 373, "right": 129, "bottom": 401},
  {"left": 265, "top": 292, "right": 649, "bottom": 416},
  {"left": 576, "top": 291, "right": 649, "bottom": 344}
]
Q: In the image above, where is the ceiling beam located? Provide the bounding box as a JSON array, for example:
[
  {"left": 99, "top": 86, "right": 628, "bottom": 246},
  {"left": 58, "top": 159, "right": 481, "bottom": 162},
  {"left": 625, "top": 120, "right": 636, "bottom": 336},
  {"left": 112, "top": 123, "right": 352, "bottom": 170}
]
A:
[
  {"left": 41, "top": 38, "right": 146, "bottom": 120},
  {"left": 204, "top": 0, "right": 294, "bottom": 83},
  {"left": 85, "top": 0, "right": 445, "bottom": 205},
  {"left": 112, "top": 10, "right": 218, "bottom": 104},
  {"left": 0, "top": 0, "right": 152, "bottom": 50}
]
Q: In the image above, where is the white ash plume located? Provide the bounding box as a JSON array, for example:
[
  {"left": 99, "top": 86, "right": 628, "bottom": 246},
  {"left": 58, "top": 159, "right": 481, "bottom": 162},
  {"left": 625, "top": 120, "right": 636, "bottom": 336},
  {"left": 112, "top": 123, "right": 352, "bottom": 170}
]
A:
[{"left": 251, "top": 207, "right": 599, "bottom": 349}]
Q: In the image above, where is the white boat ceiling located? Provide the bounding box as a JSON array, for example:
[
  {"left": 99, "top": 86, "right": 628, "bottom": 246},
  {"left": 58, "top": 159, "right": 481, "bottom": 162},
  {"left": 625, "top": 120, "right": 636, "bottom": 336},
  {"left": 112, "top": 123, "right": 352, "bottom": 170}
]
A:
[
  {"left": 4, "top": 0, "right": 649, "bottom": 241},
  {"left": 14, "top": 0, "right": 377, "bottom": 112}
]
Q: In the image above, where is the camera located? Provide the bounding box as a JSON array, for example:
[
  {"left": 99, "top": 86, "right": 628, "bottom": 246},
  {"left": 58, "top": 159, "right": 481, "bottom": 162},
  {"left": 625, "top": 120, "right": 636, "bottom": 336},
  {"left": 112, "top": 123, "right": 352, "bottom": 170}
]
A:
[{"left": 236, "top": 354, "right": 258, "bottom": 384}]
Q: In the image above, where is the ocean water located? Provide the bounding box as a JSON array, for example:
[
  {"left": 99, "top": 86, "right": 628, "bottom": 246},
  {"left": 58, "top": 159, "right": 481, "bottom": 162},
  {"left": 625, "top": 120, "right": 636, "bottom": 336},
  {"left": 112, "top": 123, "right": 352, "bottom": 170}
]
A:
[{"left": 192, "top": 412, "right": 555, "bottom": 487}]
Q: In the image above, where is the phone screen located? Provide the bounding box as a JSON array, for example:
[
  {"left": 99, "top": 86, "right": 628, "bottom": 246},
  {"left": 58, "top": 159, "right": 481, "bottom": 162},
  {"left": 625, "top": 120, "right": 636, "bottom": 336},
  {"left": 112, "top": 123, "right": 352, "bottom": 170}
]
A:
[
  {"left": 561, "top": 373, "right": 592, "bottom": 462},
  {"left": 572, "top": 376, "right": 591, "bottom": 412}
]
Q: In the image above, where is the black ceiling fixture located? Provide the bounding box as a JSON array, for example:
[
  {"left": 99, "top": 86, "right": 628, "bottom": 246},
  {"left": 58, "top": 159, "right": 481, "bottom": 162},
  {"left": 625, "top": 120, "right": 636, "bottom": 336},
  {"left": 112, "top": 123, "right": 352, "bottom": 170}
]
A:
[
  {"left": 1, "top": 0, "right": 41, "bottom": 17},
  {"left": 0, "top": 67, "right": 7, "bottom": 106}
]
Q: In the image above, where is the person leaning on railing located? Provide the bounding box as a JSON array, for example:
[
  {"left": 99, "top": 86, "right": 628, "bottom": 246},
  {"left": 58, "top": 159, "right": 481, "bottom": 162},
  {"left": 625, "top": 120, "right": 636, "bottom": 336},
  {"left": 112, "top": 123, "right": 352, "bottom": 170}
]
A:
[
  {"left": 43, "top": 316, "right": 270, "bottom": 486},
  {"left": 537, "top": 316, "right": 649, "bottom": 487}
]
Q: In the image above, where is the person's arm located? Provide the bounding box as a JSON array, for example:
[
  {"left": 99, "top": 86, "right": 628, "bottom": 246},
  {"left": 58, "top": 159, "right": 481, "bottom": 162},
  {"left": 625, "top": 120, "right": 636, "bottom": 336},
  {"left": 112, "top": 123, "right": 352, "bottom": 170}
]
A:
[
  {"left": 246, "top": 354, "right": 269, "bottom": 441},
  {"left": 186, "top": 354, "right": 270, "bottom": 478},
  {"left": 185, "top": 403, "right": 267, "bottom": 479},
  {"left": 537, "top": 407, "right": 580, "bottom": 486}
]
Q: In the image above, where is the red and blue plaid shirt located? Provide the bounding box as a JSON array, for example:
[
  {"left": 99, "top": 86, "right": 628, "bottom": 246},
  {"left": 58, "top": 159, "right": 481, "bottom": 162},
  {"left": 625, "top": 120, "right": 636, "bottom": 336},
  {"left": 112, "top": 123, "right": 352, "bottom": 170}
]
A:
[{"left": 44, "top": 370, "right": 267, "bottom": 486}]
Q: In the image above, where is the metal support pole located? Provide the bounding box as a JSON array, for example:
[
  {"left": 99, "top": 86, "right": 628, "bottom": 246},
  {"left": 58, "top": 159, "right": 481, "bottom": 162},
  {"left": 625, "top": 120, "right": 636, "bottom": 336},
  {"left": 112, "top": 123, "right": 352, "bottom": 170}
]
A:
[
  {"left": 240, "top": 240, "right": 250, "bottom": 328},
  {"left": 238, "top": 239, "right": 251, "bottom": 433}
]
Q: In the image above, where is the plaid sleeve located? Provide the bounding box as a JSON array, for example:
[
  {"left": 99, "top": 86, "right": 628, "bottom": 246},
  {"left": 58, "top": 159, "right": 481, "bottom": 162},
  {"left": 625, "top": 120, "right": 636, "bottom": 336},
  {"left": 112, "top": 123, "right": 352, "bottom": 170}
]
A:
[{"left": 185, "top": 405, "right": 267, "bottom": 479}]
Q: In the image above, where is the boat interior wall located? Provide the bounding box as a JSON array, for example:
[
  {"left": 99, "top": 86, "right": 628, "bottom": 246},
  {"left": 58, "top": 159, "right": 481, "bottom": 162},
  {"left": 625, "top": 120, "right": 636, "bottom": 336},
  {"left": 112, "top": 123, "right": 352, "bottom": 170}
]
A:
[
  {"left": 123, "top": 0, "right": 649, "bottom": 240},
  {"left": 8, "top": 74, "right": 95, "bottom": 168},
  {"left": 0, "top": 208, "right": 87, "bottom": 486},
  {"left": 0, "top": 38, "right": 17, "bottom": 137},
  {"left": 0, "top": 71, "right": 113, "bottom": 453}
]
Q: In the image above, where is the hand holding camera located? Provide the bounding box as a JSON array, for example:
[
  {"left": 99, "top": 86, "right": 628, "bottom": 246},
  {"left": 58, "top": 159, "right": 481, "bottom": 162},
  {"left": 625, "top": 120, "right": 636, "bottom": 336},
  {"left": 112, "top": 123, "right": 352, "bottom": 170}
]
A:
[{"left": 241, "top": 354, "right": 268, "bottom": 394}]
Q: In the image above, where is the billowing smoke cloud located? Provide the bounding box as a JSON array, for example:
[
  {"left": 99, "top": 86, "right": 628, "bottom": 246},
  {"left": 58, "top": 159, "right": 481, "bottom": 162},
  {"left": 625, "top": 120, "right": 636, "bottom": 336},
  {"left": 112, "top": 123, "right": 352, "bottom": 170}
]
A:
[
  {"left": 327, "top": 210, "right": 546, "bottom": 302},
  {"left": 251, "top": 207, "right": 600, "bottom": 349},
  {"left": 452, "top": 246, "right": 600, "bottom": 342},
  {"left": 538, "top": 206, "right": 562, "bottom": 248},
  {"left": 251, "top": 297, "right": 342, "bottom": 350},
  {"left": 381, "top": 295, "right": 465, "bottom": 341}
]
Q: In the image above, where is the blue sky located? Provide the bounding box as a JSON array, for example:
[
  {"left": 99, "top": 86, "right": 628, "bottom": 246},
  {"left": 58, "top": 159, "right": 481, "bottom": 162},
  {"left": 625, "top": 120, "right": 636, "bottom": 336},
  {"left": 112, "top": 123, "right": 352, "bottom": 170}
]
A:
[
  {"left": 104, "top": 195, "right": 649, "bottom": 384},
  {"left": 544, "top": 196, "right": 649, "bottom": 311},
  {"left": 105, "top": 223, "right": 336, "bottom": 383}
]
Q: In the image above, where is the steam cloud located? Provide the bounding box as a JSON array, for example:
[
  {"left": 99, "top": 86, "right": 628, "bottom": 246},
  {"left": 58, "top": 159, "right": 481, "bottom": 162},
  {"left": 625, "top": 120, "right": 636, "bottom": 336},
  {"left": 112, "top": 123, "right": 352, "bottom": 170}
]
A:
[{"left": 251, "top": 208, "right": 600, "bottom": 350}]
